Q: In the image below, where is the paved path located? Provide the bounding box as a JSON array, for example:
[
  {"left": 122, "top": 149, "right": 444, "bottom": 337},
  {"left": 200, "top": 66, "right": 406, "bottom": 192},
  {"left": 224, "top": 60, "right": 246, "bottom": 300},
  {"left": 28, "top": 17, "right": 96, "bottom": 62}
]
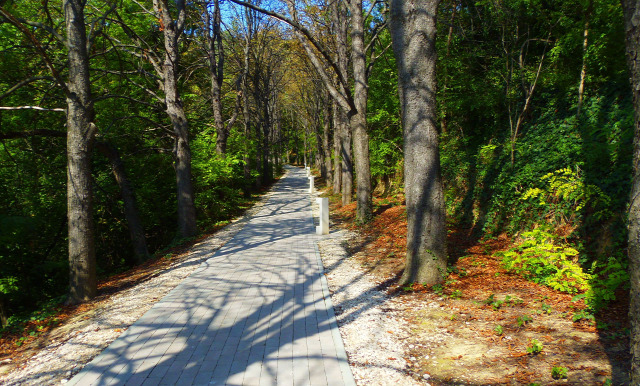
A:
[{"left": 68, "top": 166, "right": 354, "bottom": 386}]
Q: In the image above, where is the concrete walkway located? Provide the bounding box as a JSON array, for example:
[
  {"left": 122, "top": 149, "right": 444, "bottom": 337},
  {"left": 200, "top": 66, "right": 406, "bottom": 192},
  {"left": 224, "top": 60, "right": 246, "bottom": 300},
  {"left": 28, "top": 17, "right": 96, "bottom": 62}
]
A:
[{"left": 68, "top": 166, "right": 354, "bottom": 386}]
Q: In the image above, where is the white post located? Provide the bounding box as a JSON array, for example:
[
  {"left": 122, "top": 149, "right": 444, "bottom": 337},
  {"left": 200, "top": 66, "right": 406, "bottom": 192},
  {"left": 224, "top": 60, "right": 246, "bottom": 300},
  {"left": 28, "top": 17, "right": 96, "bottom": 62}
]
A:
[
  {"left": 316, "top": 197, "right": 329, "bottom": 235},
  {"left": 306, "top": 166, "right": 310, "bottom": 176},
  {"left": 308, "top": 176, "right": 315, "bottom": 193}
]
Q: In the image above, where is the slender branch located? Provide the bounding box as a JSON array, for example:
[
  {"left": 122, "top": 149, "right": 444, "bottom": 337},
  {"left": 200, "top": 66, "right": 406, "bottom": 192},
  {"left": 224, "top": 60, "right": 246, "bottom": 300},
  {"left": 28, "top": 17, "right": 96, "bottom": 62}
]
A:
[
  {"left": 0, "top": 76, "right": 56, "bottom": 101},
  {"left": 93, "top": 94, "right": 164, "bottom": 110},
  {"left": 15, "top": 18, "right": 65, "bottom": 43},
  {"left": 0, "top": 6, "right": 70, "bottom": 97},
  {"left": 0, "top": 106, "right": 65, "bottom": 111},
  {"left": 87, "top": 1, "right": 118, "bottom": 52},
  {"left": 227, "top": 0, "right": 352, "bottom": 107}
]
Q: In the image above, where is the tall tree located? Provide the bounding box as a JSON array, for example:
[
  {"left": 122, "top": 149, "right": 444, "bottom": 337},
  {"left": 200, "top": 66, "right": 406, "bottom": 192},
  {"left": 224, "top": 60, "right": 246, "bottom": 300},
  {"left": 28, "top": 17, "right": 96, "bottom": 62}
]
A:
[
  {"left": 153, "top": 0, "right": 197, "bottom": 238},
  {"left": 65, "top": 0, "right": 97, "bottom": 302},
  {"left": 621, "top": 0, "right": 640, "bottom": 381},
  {"left": 203, "top": 0, "right": 239, "bottom": 154},
  {"left": 389, "top": 0, "right": 447, "bottom": 285}
]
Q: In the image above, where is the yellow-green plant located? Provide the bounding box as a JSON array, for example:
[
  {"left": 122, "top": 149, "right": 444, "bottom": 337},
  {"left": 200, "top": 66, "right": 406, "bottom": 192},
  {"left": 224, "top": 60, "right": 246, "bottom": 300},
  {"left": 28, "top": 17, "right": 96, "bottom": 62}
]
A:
[
  {"left": 498, "top": 229, "right": 591, "bottom": 294},
  {"left": 521, "top": 167, "right": 612, "bottom": 224}
]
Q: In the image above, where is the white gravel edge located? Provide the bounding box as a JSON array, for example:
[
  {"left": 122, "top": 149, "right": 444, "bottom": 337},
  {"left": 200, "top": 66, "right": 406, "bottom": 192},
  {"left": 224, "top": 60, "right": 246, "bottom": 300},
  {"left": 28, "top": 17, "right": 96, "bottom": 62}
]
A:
[{"left": 311, "top": 191, "right": 422, "bottom": 386}]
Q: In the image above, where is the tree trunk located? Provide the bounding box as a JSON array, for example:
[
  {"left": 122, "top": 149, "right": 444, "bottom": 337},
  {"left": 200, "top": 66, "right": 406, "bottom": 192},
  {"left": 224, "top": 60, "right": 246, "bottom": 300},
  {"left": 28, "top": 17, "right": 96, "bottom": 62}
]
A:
[
  {"left": 333, "top": 100, "right": 342, "bottom": 195},
  {"left": 323, "top": 97, "right": 332, "bottom": 184},
  {"left": 205, "top": 0, "right": 229, "bottom": 154},
  {"left": 390, "top": 0, "right": 447, "bottom": 285},
  {"left": 96, "top": 142, "right": 149, "bottom": 264},
  {"left": 315, "top": 120, "right": 324, "bottom": 178},
  {"left": 64, "top": 0, "right": 97, "bottom": 304},
  {"left": 340, "top": 110, "right": 353, "bottom": 205},
  {"left": 577, "top": 1, "right": 592, "bottom": 117},
  {"left": 349, "top": 0, "right": 373, "bottom": 223},
  {"left": 621, "top": 0, "right": 640, "bottom": 382},
  {"left": 155, "top": 0, "right": 197, "bottom": 238}
]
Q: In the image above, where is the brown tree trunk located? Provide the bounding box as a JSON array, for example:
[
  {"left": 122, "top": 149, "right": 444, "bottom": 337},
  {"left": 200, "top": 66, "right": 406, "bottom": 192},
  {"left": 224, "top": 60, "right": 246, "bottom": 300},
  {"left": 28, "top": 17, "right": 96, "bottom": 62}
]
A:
[
  {"left": 621, "top": 0, "right": 640, "bottom": 382},
  {"left": 64, "top": 0, "right": 97, "bottom": 304},
  {"left": 96, "top": 142, "right": 149, "bottom": 264},
  {"left": 340, "top": 110, "right": 353, "bottom": 205},
  {"left": 332, "top": 100, "right": 342, "bottom": 195},
  {"left": 390, "top": 0, "right": 447, "bottom": 285},
  {"left": 205, "top": 0, "right": 229, "bottom": 154},
  {"left": 323, "top": 96, "right": 332, "bottom": 184},
  {"left": 349, "top": 0, "right": 373, "bottom": 223},
  {"left": 155, "top": 0, "right": 197, "bottom": 238}
]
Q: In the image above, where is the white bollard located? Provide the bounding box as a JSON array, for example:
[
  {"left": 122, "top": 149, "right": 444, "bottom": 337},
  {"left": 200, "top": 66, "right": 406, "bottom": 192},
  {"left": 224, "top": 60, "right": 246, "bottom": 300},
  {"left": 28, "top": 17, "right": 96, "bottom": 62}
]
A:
[
  {"left": 316, "top": 197, "right": 329, "bottom": 235},
  {"left": 306, "top": 166, "right": 310, "bottom": 176},
  {"left": 308, "top": 176, "right": 314, "bottom": 193}
]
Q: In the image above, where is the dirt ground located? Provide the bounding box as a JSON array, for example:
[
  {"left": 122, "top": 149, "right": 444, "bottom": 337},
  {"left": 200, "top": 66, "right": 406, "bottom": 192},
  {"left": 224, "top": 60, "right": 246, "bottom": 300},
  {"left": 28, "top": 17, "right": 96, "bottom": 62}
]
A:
[{"left": 331, "top": 193, "right": 630, "bottom": 386}]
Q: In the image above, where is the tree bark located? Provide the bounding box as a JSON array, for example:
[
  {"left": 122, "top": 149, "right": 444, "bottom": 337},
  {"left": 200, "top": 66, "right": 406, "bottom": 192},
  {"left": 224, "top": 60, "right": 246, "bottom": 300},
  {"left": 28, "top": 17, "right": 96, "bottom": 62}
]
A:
[
  {"left": 154, "top": 0, "right": 197, "bottom": 238},
  {"left": 340, "top": 109, "right": 353, "bottom": 205},
  {"left": 205, "top": 0, "right": 229, "bottom": 154},
  {"left": 64, "top": 0, "right": 97, "bottom": 304},
  {"left": 96, "top": 142, "right": 149, "bottom": 264},
  {"left": 332, "top": 99, "right": 342, "bottom": 195},
  {"left": 390, "top": 0, "right": 447, "bottom": 285},
  {"left": 577, "top": 1, "right": 592, "bottom": 117},
  {"left": 323, "top": 95, "right": 332, "bottom": 184},
  {"left": 621, "top": 0, "right": 640, "bottom": 382},
  {"left": 349, "top": 0, "right": 372, "bottom": 223}
]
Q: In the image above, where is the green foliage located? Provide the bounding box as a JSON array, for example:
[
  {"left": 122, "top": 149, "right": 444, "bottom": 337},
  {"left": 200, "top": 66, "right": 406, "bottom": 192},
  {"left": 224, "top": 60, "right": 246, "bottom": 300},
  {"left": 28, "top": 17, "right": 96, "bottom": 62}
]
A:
[
  {"left": 192, "top": 130, "right": 248, "bottom": 227},
  {"left": 499, "top": 230, "right": 590, "bottom": 294},
  {"left": 526, "top": 339, "right": 544, "bottom": 354},
  {"left": 517, "top": 315, "right": 533, "bottom": 327},
  {"left": 521, "top": 167, "right": 612, "bottom": 223},
  {"left": 572, "top": 309, "right": 595, "bottom": 323},
  {"left": 551, "top": 366, "right": 568, "bottom": 380},
  {"left": 494, "top": 325, "right": 504, "bottom": 335}
]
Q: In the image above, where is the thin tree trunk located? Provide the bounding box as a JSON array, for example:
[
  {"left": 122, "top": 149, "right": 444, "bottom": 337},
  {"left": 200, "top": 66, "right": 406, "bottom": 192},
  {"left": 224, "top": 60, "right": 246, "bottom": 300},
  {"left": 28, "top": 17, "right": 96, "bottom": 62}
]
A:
[
  {"left": 315, "top": 120, "right": 324, "bottom": 177},
  {"left": 64, "top": 0, "right": 97, "bottom": 304},
  {"left": 621, "top": 0, "right": 640, "bottom": 382},
  {"left": 340, "top": 110, "right": 353, "bottom": 205},
  {"left": 333, "top": 100, "right": 342, "bottom": 195},
  {"left": 390, "top": 0, "right": 447, "bottom": 285},
  {"left": 155, "top": 0, "right": 197, "bottom": 238},
  {"left": 323, "top": 96, "right": 332, "bottom": 184},
  {"left": 349, "top": 0, "right": 372, "bottom": 223},
  {"left": 96, "top": 142, "right": 149, "bottom": 264},
  {"left": 577, "top": 1, "right": 592, "bottom": 117},
  {"left": 205, "top": 0, "right": 229, "bottom": 154}
]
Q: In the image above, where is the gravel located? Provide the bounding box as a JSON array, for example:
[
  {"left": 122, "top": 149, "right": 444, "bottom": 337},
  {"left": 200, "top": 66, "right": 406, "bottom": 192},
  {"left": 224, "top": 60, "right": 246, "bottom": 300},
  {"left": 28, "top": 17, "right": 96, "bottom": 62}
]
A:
[
  {"left": 311, "top": 193, "right": 419, "bottom": 386},
  {"left": 317, "top": 230, "right": 420, "bottom": 386}
]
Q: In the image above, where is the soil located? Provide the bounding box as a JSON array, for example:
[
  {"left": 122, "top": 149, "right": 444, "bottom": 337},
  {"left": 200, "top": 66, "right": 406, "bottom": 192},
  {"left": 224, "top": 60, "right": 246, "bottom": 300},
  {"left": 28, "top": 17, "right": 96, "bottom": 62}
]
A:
[{"left": 328, "top": 190, "right": 630, "bottom": 386}]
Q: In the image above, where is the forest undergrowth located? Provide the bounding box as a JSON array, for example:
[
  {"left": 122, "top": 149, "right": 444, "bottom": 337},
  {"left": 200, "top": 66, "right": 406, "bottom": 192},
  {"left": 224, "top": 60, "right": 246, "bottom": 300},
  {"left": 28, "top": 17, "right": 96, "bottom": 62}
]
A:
[{"left": 323, "top": 179, "right": 630, "bottom": 385}]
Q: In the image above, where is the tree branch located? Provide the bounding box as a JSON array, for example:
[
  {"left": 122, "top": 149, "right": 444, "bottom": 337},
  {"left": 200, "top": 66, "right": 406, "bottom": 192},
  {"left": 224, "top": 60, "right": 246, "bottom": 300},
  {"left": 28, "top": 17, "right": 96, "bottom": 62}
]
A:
[
  {"left": 0, "top": 76, "right": 56, "bottom": 101},
  {"left": 0, "top": 6, "right": 70, "bottom": 97},
  {"left": 0, "top": 129, "right": 66, "bottom": 139},
  {"left": 227, "top": 0, "right": 353, "bottom": 111},
  {"left": 0, "top": 106, "right": 65, "bottom": 112}
]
